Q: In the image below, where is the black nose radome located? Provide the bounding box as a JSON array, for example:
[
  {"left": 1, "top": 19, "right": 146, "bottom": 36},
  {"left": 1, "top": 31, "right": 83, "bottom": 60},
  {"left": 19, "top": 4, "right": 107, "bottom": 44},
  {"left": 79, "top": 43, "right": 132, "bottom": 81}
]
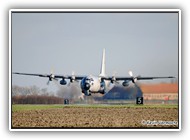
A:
[{"left": 84, "top": 83, "right": 90, "bottom": 90}]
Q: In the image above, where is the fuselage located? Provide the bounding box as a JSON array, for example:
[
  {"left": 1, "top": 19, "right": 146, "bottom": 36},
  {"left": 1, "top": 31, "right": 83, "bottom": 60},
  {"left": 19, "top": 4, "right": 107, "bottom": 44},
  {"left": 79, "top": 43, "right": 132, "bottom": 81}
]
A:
[{"left": 80, "top": 75, "right": 109, "bottom": 95}]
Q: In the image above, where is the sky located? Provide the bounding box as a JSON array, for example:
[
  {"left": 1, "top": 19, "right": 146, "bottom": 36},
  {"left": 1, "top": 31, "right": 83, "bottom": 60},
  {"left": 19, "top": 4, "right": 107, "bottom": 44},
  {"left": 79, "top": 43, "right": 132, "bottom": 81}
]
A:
[{"left": 11, "top": 10, "right": 179, "bottom": 92}]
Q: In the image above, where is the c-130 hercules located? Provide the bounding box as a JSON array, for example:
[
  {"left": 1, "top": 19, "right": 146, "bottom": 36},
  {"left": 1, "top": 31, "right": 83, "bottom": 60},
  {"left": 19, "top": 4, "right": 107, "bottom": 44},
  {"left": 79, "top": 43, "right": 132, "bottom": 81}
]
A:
[{"left": 13, "top": 49, "right": 174, "bottom": 96}]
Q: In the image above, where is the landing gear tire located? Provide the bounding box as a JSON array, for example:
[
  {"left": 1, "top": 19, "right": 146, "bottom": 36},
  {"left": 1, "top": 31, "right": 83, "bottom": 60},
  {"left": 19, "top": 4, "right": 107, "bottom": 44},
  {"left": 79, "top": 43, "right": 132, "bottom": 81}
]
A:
[
  {"left": 100, "top": 91, "right": 105, "bottom": 95},
  {"left": 84, "top": 90, "right": 91, "bottom": 96}
]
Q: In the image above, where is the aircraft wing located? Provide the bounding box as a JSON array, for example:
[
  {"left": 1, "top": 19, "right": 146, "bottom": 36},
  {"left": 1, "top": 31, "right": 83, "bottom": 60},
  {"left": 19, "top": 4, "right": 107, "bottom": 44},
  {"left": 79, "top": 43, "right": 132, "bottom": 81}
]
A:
[
  {"left": 13, "top": 72, "right": 84, "bottom": 80},
  {"left": 13, "top": 72, "right": 51, "bottom": 77},
  {"left": 103, "top": 76, "right": 175, "bottom": 81}
]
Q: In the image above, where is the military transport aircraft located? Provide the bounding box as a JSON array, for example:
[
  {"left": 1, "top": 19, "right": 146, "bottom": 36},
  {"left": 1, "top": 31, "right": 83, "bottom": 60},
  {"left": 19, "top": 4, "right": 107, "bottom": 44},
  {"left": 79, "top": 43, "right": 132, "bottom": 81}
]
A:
[{"left": 13, "top": 49, "right": 174, "bottom": 96}]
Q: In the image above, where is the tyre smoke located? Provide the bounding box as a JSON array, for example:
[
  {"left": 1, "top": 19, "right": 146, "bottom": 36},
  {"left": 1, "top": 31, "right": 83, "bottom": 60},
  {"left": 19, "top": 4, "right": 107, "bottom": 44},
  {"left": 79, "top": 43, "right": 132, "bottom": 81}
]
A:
[{"left": 53, "top": 80, "right": 84, "bottom": 100}]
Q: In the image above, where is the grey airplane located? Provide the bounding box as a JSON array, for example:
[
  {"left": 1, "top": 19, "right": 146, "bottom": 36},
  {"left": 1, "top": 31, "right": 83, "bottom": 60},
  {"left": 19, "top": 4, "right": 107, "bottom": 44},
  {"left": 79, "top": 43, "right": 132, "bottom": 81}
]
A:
[{"left": 13, "top": 49, "right": 174, "bottom": 96}]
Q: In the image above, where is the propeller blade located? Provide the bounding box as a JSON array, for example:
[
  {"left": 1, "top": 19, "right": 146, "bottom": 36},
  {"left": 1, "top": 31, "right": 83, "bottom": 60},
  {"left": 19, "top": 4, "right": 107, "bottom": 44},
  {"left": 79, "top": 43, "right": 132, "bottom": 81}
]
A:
[
  {"left": 128, "top": 70, "right": 133, "bottom": 77},
  {"left": 72, "top": 70, "right": 75, "bottom": 76},
  {"left": 112, "top": 70, "right": 117, "bottom": 76},
  {"left": 67, "top": 82, "right": 71, "bottom": 87},
  {"left": 128, "top": 70, "right": 138, "bottom": 84},
  {"left": 47, "top": 80, "right": 50, "bottom": 85},
  {"left": 70, "top": 70, "right": 76, "bottom": 82},
  {"left": 51, "top": 67, "right": 54, "bottom": 74},
  {"left": 47, "top": 68, "right": 55, "bottom": 85},
  {"left": 53, "top": 78, "right": 59, "bottom": 81}
]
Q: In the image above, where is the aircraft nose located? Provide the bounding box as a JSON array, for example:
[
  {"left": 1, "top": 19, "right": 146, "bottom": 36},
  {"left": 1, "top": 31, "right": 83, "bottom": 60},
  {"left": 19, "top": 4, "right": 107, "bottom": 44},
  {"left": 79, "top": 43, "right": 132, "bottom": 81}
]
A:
[{"left": 84, "top": 83, "right": 90, "bottom": 90}]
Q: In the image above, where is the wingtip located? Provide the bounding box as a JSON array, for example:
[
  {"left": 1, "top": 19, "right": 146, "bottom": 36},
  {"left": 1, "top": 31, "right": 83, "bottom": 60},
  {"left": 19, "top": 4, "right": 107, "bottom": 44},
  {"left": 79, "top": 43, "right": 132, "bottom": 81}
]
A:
[{"left": 13, "top": 72, "right": 21, "bottom": 75}]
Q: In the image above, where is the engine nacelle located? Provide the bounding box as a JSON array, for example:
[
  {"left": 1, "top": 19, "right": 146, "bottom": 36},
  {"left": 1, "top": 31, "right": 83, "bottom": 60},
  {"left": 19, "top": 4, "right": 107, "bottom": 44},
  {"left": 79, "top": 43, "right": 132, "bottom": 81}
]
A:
[
  {"left": 111, "top": 76, "right": 116, "bottom": 83},
  {"left": 122, "top": 80, "right": 130, "bottom": 87},
  {"left": 70, "top": 76, "right": 75, "bottom": 82},
  {"left": 60, "top": 79, "right": 67, "bottom": 85},
  {"left": 49, "top": 74, "right": 55, "bottom": 81}
]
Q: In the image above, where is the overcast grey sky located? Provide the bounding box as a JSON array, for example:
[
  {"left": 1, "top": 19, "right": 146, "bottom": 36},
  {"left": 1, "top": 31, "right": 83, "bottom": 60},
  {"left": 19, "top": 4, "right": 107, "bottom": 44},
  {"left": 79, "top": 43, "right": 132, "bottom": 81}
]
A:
[{"left": 12, "top": 11, "right": 179, "bottom": 92}]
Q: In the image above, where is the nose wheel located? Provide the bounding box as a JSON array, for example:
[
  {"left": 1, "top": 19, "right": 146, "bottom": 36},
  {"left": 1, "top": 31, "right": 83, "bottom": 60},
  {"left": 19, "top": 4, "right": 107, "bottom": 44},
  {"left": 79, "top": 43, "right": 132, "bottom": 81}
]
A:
[
  {"left": 100, "top": 90, "right": 105, "bottom": 95},
  {"left": 83, "top": 90, "right": 91, "bottom": 96}
]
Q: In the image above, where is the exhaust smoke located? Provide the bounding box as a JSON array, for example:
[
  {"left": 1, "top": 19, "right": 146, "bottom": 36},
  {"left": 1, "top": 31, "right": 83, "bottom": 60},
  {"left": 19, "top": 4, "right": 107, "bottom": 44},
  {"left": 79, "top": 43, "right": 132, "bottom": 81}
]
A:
[{"left": 53, "top": 80, "right": 84, "bottom": 100}]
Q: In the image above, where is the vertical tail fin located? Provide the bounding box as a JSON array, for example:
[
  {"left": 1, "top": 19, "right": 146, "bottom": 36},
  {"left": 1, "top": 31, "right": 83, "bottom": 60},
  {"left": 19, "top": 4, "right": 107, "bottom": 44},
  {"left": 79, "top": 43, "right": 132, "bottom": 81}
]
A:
[{"left": 99, "top": 49, "right": 106, "bottom": 77}]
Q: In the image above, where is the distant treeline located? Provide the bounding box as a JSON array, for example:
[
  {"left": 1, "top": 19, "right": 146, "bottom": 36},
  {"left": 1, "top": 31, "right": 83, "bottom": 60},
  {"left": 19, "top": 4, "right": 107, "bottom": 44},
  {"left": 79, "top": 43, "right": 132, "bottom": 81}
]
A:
[
  {"left": 12, "top": 85, "right": 64, "bottom": 104},
  {"left": 12, "top": 84, "right": 84, "bottom": 103},
  {"left": 12, "top": 95, "right": 64, "bottom": 104},
  {"left": 12, "top": 85, "right": 54, "bottom": 96}
]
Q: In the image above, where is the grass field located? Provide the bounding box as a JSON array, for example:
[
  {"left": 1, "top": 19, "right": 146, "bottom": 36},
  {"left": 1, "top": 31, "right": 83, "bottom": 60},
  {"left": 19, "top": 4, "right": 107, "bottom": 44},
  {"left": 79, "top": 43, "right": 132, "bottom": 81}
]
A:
[
  {"left": 12, "top": 104, "right": 178, "bottom": 112},
  {"left": 11, "top": 104, "right": 179, "bottom": 128},
  {"left": 12, "top": 104, "right": 65, "bottom": 112}
]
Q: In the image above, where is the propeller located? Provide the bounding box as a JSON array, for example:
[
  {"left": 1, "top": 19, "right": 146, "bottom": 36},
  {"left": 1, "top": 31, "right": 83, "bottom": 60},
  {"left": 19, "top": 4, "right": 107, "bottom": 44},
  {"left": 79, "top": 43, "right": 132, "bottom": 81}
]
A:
[
  {"left": 111, "top": 71, "right": 120, "bottom": 84},
  {"left": 111, "top": 71, "right": 117, "bottom": 83},
  {"left": 128, "top": 70, "right": 137, "bottom": 83},
  {"left": 122, "top": 70, "right": 137, "bottom": 86},
  {"left": 47, "top": 74, "right": 54, "bottom": 85},
  {"left": 108, "top": 71, "right": 119, "bottom": 87},
  {"left": 71, "top": 71, "right": 75, "bottom": 82},
  {"left": 128, "top": 70, "right": 133, "bottom": 77},
  {"left": 68, "top": 71, "right": 76, "bottom": 86},
  {"left": 46, "top": 68, "right": 58, "bottom": 85}
]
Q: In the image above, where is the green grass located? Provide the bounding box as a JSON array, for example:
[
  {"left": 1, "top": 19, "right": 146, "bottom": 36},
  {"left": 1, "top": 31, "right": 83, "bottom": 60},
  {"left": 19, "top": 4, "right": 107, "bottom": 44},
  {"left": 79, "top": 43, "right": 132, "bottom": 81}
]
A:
[
  {"left": 12, "top": 104, "right": 178, "bottom": 112},
  {"left": 64, "top": 104, "right": 178, "bottom": 109},
  {"left": 12, "top": 104, "right": 65, "bottom": 112}
]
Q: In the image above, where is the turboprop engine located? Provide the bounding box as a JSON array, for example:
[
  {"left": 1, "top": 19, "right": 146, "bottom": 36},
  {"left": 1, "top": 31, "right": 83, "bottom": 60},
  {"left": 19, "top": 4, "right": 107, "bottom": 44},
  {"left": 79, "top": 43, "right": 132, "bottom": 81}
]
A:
[
  {"left": 122, "top": 80, "right": 130, "bottom": 87},
  {"left": 60, "top": 79, "right": 67, "bottom": 85}
]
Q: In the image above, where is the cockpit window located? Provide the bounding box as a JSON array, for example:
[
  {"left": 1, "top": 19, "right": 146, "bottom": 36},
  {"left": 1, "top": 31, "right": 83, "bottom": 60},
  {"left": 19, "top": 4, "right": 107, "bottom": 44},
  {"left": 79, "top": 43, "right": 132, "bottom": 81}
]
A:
[{"left": 90, "top": 78, "right": 94, "bottom": 81}]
